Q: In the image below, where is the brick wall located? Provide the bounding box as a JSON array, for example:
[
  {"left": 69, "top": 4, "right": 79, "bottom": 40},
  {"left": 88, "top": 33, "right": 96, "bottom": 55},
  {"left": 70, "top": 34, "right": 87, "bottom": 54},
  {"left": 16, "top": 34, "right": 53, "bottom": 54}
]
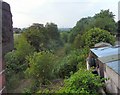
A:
[{"left": 0, "top": 1, "right": 13, "bottom": 94}]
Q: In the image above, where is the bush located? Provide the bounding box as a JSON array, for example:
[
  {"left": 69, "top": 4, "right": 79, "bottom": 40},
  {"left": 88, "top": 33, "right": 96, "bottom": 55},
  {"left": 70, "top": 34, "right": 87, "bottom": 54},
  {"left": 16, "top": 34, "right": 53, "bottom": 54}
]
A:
[
  {"left": 5, "top": 36, "right": 35, "bottom": 91},
  {"left": 81, "top": 28, "right": 115, "bottom": 47},
  {"left": 54, "top": 48, "right": 89, "bottom": 78},
  {"left": 57, "top": 69, "right": 104, "bottom": 94},
  {"left": 5, "top": 36, "right": 35, "bottom": 73},
  {"left": 25, "top": 51, "right": 56, "bottom": 86}
]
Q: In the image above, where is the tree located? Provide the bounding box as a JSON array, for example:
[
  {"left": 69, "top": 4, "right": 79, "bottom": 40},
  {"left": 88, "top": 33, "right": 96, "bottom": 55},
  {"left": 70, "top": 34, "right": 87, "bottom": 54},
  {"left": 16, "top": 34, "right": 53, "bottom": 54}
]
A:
[
  {"left": 5, "top": 35, "right": 35, "bottom": 73},
  {"left": 15, "top": 36, "right": 35, "bottom": 62},
  {"left": 68, "top": 17, "right": 94, "bottom": 43},
  {"left": 23, "top": 23, "right": 62, "bottom": 52},
  {"left": 54, "top": 49, "right": 88, "bottom": 78},
  {"left": 73, "top": 34, "right": 82, "bottom": 49},
  {"left": 68, "top": 10, "right": 117, "bottom": 44},
  {"left": 81, "top": 28, "right": 115, "bottom": 47},
  {"left": 45, "top": 22, "right": 60, "bottom": 40},
  {"left": 25, "top": 51, "right": 56, "bottom": 85},
  {"left": 5, "top": 36, "right": 35, "bottom": 91},
  {"left": 60, "top": 32, "right": 69, "bottom": 43},
  {"left": 94, "top": 9, "right": 116, "bottom": 33},
  {"left": 23, "top": 24, "right": 48, "bottom": 51}
]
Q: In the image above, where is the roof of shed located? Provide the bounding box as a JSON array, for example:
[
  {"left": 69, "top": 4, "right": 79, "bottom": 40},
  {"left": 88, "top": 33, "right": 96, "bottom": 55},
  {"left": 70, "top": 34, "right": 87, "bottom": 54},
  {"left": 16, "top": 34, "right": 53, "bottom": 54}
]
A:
[
  {"left": 106, "top": 60, "right": 120, "bottom": 75},
  {"left": 90, "top": 45, "right": 120, "bottom": 63},
  {"left": 90, "top": 44, "right": 120, "bottom": 75},
  {"left": 90, "top": 46, "right": 119, "bottom": 57}
]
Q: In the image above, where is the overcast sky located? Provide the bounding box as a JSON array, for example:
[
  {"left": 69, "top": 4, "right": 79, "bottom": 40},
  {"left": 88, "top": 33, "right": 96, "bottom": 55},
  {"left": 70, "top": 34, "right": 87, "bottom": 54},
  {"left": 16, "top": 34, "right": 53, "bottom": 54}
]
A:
[{"left": 3, "top": 0, "right": 120, "bottom": 28}]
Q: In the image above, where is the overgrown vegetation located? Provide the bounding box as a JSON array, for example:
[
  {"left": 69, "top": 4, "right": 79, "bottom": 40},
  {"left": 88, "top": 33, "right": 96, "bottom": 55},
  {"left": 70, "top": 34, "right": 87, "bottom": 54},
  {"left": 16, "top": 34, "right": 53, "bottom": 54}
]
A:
[
  {"left": 57, "top": 69, "right": 104, "bottom": 95},
  {"left": 25, "top": 51, "right": 56, "bottom": 86},
  {"left": 5, "top": 10, "right": 116, "bottom": 93}
]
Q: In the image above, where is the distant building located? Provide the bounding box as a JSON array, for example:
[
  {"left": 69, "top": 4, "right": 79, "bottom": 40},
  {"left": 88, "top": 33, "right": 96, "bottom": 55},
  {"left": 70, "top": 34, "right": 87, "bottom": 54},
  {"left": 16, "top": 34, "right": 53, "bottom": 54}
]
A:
[{"left": 87, "top": 42, "right": 120, "bottom": 94}]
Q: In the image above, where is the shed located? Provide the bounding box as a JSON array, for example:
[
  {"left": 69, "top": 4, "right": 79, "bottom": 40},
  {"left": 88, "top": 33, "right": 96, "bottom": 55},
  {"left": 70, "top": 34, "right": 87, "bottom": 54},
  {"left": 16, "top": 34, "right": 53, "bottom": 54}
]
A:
[{"left": 88, "top": 45, "right": 120, "bottom": 94}]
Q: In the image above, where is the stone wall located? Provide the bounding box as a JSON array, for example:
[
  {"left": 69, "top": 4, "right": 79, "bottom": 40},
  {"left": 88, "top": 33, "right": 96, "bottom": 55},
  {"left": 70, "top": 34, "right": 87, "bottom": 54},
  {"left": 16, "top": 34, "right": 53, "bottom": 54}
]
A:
[
  {"left": 2, "top": 1, "right": 13, "bottom": 55},
  {"left": 0, "top": 1, "right": 13, "bottom": 94}
]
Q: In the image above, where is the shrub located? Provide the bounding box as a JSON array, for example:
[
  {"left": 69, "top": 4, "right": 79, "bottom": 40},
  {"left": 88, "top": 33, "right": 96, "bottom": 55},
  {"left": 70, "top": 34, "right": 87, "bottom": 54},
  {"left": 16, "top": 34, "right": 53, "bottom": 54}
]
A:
[
  {"left": 5, "top": 36, "right": 35, "bottom": 91},
  {"left": 57, "top": 69, "right": 104, "bottom": 94},
  {"left": 54, "top": 48, "right": 89, "bottom": 78},
  {"left": 5, "top": 36, "right": 35, "bottom": 73},
  {"left": 25, "top": 51, "right": 56, "bottom": 85},
  {"left": 81, "top": 28, "right": 115, "bottom": 47}
]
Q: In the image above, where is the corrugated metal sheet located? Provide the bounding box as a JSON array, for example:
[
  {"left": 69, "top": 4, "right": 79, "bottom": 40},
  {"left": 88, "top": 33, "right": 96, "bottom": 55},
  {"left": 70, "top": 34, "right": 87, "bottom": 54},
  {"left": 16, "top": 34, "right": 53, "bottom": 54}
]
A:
[
  {"left": 106, "top": 60, "right": 120, "bottom": 75},
  {"left": 98, "top": 54, "right": 119, "bottom": 63},
  {"left": 90, "top": 46, "right": 120, "bottom": 63},
  {"left": 90, "top": 46, "right": 119, "bottom": 57}
]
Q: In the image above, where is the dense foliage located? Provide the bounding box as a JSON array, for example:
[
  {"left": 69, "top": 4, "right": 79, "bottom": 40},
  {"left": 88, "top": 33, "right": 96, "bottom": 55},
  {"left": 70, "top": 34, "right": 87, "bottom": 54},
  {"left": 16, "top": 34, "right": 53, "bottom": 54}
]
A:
[
  {"left": 94, "top": 10, "right": 116, "bottom": 33},
  {"left": 5, "top": 9, "right": 117, "bottom": 93},
  {"left": 69, "top": 10, "right": 116, "bottom": 43},
  {"left": 57, "top": 69, "right": 104, "bottom": 95},
  {"left": 5, "top": 36, "right": 35, "bottom": 73},
  {"left": 23, "top": 23, "right": 62, "bottom": 51},
  {"left": 81, "top": 28, "right": 115, "bottom": 47},
  {"left": 54, "top": 48, "right": 89, "bottom": 78},
  {"left": 5, "top": 35, "right": 35, "bottom": 91},
  {"left": 25, "top": 51, "right": 56, "bottom": 85},
  {"left": 69, "top": 17, "right": 94, "bottom": 43}
]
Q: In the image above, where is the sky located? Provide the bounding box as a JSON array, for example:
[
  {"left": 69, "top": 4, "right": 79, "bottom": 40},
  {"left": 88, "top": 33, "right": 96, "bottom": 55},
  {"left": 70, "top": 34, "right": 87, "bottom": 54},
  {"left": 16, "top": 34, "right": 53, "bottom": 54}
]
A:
[{"left": 3, "top": 0, "right": 120, "bottom": 28}]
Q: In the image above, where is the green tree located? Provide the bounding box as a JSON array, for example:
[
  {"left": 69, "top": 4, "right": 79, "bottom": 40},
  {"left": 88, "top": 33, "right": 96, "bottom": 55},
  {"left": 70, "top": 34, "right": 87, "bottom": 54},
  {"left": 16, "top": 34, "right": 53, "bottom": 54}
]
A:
[
  {"left": 68, "top": 10, "right": 116, "bottom": 44},
  {"left": 25, "top": 51, "right": 56, "bottom": 85},
  {"left": 5, "top": 35, "right": 35, "bottom": 73},
  {"left": 45, "top": 22, "right": 60, "bottom": 40},
  {"left": 73, "top": 34, "right": 83, "bottom": 49},
  {"left": 94, "top": 9, "right": 116, "bottom": 34},
  {"left": 60, "top": 32, "right": 69, "bottom": 43},
  {"left": 54, "top": 48, "right": 88, "bottom": 78},
  {"left": 81, "top": 28, "right": 115, "bottom": 47},
  {"left": 23, "top": 24, "right": 48, "bottom": 51},
  {"left": 23, "top": 23, "right": 62, "bottom": 52},
  {"left": 5, "top": 36, "right": 35, "bottom": 91},
  {"left": 68, "top": 17, "right": 94, "bottom": 43}
]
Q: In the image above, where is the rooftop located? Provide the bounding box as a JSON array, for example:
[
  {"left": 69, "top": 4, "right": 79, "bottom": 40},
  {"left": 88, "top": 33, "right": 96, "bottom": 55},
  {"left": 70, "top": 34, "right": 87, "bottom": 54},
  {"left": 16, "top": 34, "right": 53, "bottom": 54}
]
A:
[
  {"left": 90, "top": 45, "right": 120, "bottom": 63},
  {"left": 91, "top": 46, "right": 120, "bottom": 57},
  {"left": 90, "top": 45, "right": 120, "bottom": 75},
  {"left": 106, "top": 60, "right": 120, "bottom": 75}
]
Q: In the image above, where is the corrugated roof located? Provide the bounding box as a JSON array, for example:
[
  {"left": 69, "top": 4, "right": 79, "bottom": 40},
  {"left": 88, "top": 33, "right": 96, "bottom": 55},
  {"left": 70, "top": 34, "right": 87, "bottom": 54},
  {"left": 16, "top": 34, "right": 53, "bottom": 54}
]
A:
[
  {"left": 106, "top": 60, "right": 120, "bottom": 75},
  {"left": 90, "top": 46, "right": 119, "bottom": 57},
  {"left": 90, "top": 46, "right": 120, "bottom": 63}
]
